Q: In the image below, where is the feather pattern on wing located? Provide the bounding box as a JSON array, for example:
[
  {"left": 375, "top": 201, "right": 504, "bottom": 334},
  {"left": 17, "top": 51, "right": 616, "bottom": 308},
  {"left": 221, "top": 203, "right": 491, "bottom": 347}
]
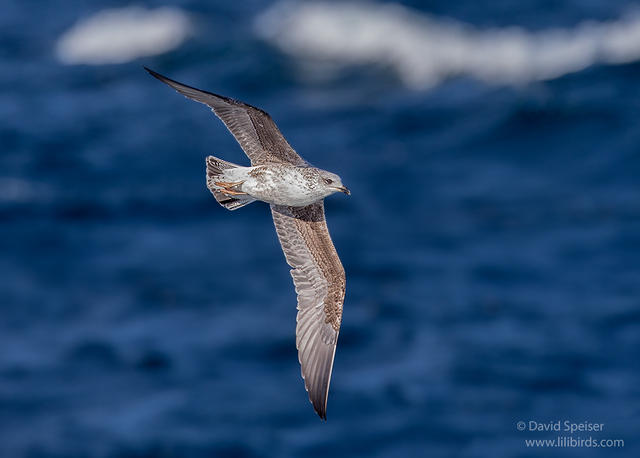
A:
[
  {"left": 270, "top": 202, "right": 345, "bottom": 420},
  {"left": 145, "top": 67, "right": 307, "bottom": 166}
]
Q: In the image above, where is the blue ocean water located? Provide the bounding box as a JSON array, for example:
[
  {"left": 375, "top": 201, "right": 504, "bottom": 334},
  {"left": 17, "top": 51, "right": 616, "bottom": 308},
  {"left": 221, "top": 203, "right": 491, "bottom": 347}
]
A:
[{"left": 2, "top": 1, "right": 640, "bottom": 457}]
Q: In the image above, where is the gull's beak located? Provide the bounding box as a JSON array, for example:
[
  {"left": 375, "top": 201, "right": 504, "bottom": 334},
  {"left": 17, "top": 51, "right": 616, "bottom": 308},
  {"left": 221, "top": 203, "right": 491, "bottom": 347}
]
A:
[{"left": 334, "top": 186, "right": 350, "bottom": 195}]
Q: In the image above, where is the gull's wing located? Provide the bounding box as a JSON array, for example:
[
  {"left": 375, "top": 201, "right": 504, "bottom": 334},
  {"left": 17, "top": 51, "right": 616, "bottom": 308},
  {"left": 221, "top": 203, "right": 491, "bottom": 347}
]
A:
[
  {"left": 270, "top": 202, "right": 345, "bottom": 420},
  {"left": 145, "top": 67, "right": 307, "bottom": 166}
]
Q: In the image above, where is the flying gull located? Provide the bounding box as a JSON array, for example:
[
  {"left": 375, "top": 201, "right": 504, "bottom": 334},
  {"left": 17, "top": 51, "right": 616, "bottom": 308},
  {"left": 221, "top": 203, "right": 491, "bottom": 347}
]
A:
[{"left": 145, "top": 68, "right": 349, "bottom": 419}]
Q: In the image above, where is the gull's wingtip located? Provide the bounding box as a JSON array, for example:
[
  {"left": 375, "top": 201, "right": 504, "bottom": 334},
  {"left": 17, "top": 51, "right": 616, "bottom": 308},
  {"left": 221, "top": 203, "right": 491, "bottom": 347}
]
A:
[
  {"left": 143, "top": 67, "right": 200, "bottom": 99},
  {"left": 311, "top": 396, "right": 328, "bottom": 421},
  {"left": 144, "top": 66, "right": 168, "bottom": 82}
]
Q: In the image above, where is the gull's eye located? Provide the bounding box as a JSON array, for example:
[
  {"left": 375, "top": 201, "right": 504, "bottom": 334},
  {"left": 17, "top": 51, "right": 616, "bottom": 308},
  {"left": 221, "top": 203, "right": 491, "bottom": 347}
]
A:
[{"left": 324, "top": 178, "right": 334, "bottom": 185}]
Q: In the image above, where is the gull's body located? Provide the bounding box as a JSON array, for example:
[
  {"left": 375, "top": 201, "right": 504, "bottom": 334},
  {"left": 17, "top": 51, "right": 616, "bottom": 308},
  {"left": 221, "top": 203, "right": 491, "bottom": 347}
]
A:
[
  {"left": 145, "top": 67, "right": 349, "bottom": 420},
  {"left": 210, "top": 163, "right": 343, "bottom": 207}
]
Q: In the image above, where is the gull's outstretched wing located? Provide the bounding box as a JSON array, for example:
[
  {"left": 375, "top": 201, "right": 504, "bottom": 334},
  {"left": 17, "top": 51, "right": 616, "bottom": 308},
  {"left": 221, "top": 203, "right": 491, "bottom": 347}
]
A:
[
  {"left": 145, "top": 67, "right": 307, "bottom": 166},
  {"left": 270, "top": 202, "right": 345, "bottom": 420}
]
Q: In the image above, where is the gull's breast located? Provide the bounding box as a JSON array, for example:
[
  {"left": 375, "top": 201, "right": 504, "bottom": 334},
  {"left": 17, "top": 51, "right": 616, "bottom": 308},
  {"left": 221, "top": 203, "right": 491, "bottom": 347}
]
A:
[{"left": 242, "top": 165, "right": 321, "bottom": 206}]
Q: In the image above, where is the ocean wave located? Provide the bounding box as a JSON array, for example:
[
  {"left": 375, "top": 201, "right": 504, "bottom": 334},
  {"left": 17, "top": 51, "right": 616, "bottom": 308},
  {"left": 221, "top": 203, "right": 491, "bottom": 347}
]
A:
[
  {"left": 0, "top": 178, "right": 42, "bottom": 204},
  {"left": 255, "top": 1, "right": 640, "bottom": 89},
  {"left": 56, "top": 6, "right": 191, "bottom": 65}
]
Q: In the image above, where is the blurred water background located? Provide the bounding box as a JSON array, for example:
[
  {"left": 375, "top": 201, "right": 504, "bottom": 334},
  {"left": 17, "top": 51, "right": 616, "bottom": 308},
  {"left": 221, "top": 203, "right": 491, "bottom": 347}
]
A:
[{"left": 2, "top": 0, "right": 640, "bottom": 456}]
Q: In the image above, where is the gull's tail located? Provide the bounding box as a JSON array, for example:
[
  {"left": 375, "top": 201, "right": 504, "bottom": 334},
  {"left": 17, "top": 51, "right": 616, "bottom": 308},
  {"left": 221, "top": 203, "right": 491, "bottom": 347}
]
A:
[{"left": 206, "top": 156, "right": 256, "bottom": 211}]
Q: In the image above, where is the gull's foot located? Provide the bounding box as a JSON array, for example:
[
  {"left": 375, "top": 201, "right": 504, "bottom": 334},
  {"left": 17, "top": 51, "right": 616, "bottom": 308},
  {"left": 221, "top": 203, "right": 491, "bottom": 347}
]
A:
[{"left": 214, "top": 181, "right": 246, "bottom": 196}]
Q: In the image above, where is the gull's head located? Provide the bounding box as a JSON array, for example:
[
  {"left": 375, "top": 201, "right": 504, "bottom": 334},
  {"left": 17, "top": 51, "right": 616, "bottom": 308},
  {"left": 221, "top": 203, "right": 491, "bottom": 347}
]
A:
[{"left": 317, "top": 169, "right": 350, "bottom": 196}]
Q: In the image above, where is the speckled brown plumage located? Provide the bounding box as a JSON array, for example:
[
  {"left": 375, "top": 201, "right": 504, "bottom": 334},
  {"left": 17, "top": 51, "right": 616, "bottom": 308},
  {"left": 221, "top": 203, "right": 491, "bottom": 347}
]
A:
[
  {"left": 145, "top": 67, "right": 307, "bottom": 166},
  {"left": 146, "top": 67, "right": 348, "bottom": 421},
  {"left": 271, "top": 202, "right": 345, "bottom": 419},
  {"left": 291, "top": 204, "right": 344, "bottom": 332}
]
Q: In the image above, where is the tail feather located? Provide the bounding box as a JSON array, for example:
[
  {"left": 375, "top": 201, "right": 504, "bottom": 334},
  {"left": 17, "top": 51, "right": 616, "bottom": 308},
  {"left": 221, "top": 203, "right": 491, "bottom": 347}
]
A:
[
  {"left": 206, "top": 155, "right": 256, "bottom": 211},
  {"left": 212, "top": 190, "right": 256, "bottom": 210},
  {"left": 206, "top": 156, "right": 238, "bottom": 177}
]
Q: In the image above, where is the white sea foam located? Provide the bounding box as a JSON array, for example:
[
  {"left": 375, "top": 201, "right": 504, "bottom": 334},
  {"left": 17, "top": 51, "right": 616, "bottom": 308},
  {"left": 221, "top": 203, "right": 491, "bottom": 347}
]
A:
[
  {"left": 255, "top": 1, "right": 640, "bottom": 88},
  {"left": 56, "top": 6, "right": 191, "bottom": 65}
]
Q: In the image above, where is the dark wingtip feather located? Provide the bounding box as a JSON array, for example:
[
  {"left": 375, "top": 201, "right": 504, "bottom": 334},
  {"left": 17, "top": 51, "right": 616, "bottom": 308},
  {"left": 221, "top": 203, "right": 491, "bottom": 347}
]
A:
[
  {"left": 312, "top": 402, "right": 327, "bottom": 421},
  {"left": 144, "top": 66, "right": 178, "bottom": 86},
  {"left": 143, "top": 66, "right": 159, "bottom": 78},
  {"left": 311, "top": 394, "right": 328, "bottom": 421},
  {"left": 143, "top": 67, "right": 274, "bottom": 118}
]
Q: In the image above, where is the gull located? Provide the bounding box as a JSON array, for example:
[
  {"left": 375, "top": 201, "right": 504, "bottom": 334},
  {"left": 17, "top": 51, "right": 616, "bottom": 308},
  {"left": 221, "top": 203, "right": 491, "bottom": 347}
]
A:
[{"left": 145, "top": 68, "right": 349, "bottom": 419}]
